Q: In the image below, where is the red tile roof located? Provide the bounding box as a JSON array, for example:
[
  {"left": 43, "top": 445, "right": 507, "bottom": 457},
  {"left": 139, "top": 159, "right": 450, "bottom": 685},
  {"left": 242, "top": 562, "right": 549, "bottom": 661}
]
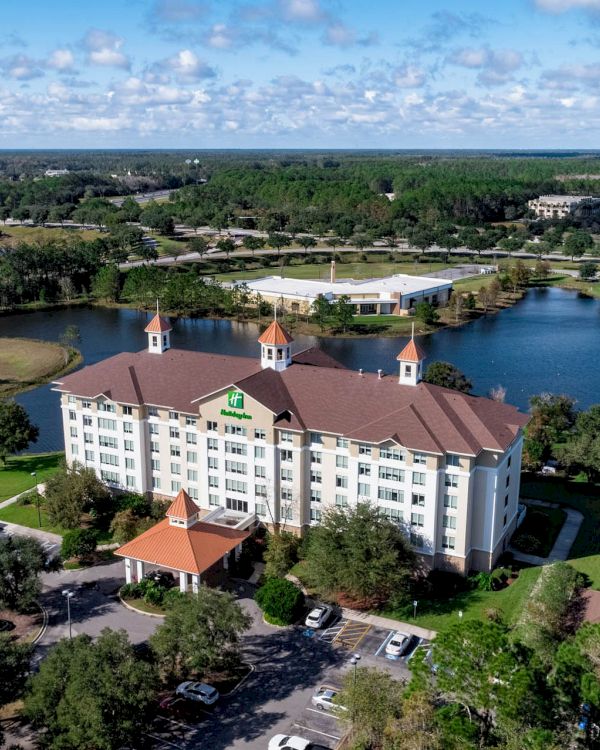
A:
[
  {"left": 258, "top": 320, "right": 293, "bottom": 345},
  {"left": 397, "top": 338, "right": 426, "bottom": 362},
  {"left": 167, "top": 489, "right": 199, "bottom": 520},
  {"left": 144, "top": 314, "right": 172, "bottom": 333},
  {"left": 115, "top": 519, "right": 249, "bottom": 575}
]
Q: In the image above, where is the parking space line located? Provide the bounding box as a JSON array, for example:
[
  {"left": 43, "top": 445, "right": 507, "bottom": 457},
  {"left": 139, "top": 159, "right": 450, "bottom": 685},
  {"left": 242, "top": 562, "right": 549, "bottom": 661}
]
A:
[
  {"left": 157, "top": 716, "right": 196, "bottom": 731},
  {"left": 293, "top": 723, "right": 341, "bottom": 741},
  {"left": 375, "top": 630, "right": 395, "bottom": 657},
  {"left": 145, "top": 733, "right": 184, "bottom": 749},
  {"left": 305, "top": 707, "right": 342, "bottom": 720},
  {"left": 333, "top": 620, "right": 371, "bottom": 650},
  {"left": 319, "top": 619, "right": 347, "bottom": 643}
]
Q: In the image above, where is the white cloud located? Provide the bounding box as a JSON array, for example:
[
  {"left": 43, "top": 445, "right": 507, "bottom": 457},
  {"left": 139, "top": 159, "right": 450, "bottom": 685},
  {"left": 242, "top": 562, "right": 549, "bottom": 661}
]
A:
[
  {"left": 535, "top": 0, "right": 600, "bottom": 12},
  {"left": 67, "top": 115, "right": 131, "bottom": 131},
  {"left": 162, "top": 49, "right": 216, "bottom": 80},
  {"left": 393, "top": 64, "right": 426, "bottom": 88},
  {"left": 82, "top": 29, "right": 130, "bottom": 69},
  {"left": 278, "top": 0, "right": 325, "bottom": 24},
  {"left": 448, "top": 47, "right": 524, "bottom": 86},
  {"left": 0, "top": 54, "right": 43, "bottom": 80},
  {"left": 47, "top": 49, "right": 76, "bottom": 72}
]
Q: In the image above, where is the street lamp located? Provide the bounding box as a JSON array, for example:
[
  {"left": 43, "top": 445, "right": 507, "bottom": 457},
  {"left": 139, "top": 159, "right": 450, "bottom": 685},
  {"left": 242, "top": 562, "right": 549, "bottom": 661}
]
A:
[
  {"left": 413, "top": 599, "right": 418, "bottom": 619},
  {"left": 62, "top": 589, "right": 75, "bottom": 639},
  {"left": 349, "top": 653, "right": 361, "bottom": 686},
  {"left": 458, "top": 610, "right": 463, "bottom": 622},
  {"left": 30, "top": 472, "right": 40, "bottom": 528}
]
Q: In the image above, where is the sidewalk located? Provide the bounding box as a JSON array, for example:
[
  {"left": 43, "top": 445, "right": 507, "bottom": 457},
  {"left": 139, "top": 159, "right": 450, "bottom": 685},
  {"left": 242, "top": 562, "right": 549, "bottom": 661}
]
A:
[
  {"left": 510, "top": 503, "right": 584, "bottom": 566},
  {"left": 340, "top": 607, "right": 437, "bottom": 641},
  {"left": 0, "top": 485, "right": 41, "bottom": 510}
]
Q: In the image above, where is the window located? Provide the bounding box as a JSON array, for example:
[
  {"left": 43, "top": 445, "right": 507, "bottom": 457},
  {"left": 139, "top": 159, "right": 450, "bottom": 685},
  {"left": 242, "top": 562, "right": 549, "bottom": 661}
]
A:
[
  {"left": 126, "top": 476, "right": 136, "bottom": 488},
  {"left": 357, "top": 482, "right": 371, "bottom": 497},
  {"left": 98, "top": 418, "right": 116, "bottom": 431},
  {"left": 358, "top": 462, "right": 371, "bottom": 476},
  {"left": 209, "top": 494, "right": 220, "bottom": 507},
  {"left": 208, "top": 456, "right": 219, "bottom": 470},
  {"left": 255, "top": 465, "right": 266, "bottom": 479},
  {"left": 148, "top": 406, "right": 158, "bottom": 417},
  {"left": 380, "top": 507, "right": 403, "bottom": 522},
  {"left": 186, "top": 433, "right": 197, "bottom": 445},
  {"left": 71, "top": 444, "right": 79, "bottom": 456},
  {"left": 82, "top": 400, "right": 91, "bottom": 409},
  {"left": 412, "top": 493, "right": 425, "bottom": 507},
  {"left": 443, "top": 515, "right": 457, "bottom": 530},
  {"left": 151, "top": 441, "right": 159, "bottom": 453},
  {"left": 444, "top": 474, "right": 458, "bottom": 488},
  {"left": 446, "top": 454, "right": 461, "bottom": 467},
  {"left": 279, "top": 431, "right": 293, "bottom": 443},
  {"left": 336, "top": 475, "right": 348, "bottom": 488},
  {"left": 226, "top": 460, "right": 247, "bottom": 475},
  {"left": 380, "top": 447, "right": 404, "bottom": 462},
  {"left": 84, "top": 432, "right": 93, "bottom": 444},
  {"left": 226, "top": 479, "right": 247, "bottom": 493},
  {"left": 254, "top": 428, "right": 266, "bottom": 440},
  {"left": 100, "top": 453, "right": 119, "bottom": 466},
  {"left": 149, "top": 423, "right": 159, "bottom": 435},
  {"left": 99, "top": 435, "right": 118, "bottom": 449},
  {"left": 187, "top": 469, "right": 198, "bottom": 482},
  {"left": 503, "top": 513, "right": 508, "bottom": 526},
  {"left": 281, "top": 449, "right": 293, "bottom": 463},
  {"left": 507, "top": 454, "right": 512, "bottom": 468},
  {"left": 185, "top": 416, "right": 197, "bottom": 427},
  {"left": 83, "top": 416, "right": 93, "bottom": 427},
  {"left": 171, "top": 480, "right": 181, "bottom": 492},
  {"left": 504, "top": 494, "right": 509, "bottom": 508},
  {"left": 226, "top": 497, "right": 248, "bottom": 513},
  {"left": 378, "top": 487, "right": 403, "bottom": 503},
  {"left": 207, "top": 420, "right": 217, "bottom": 432},
  {"left": 442, "top": 535, "right": 455, "bottom": 550},
  {"left": 187, "top": 451, "right": 197, "bottom": 464},
  {"left": 170, "top": 445, "right": 181, "bottom": 457},
  {"left": 151, "top": 459, "right": 160, "bottom": 471},
  {"left": 405, "top": 364, "right": 412, "bottom": 376},
  {"left": 336, "top": 437, "right": 349, "bottom": 449},
  {"left": 379, "top": 466, "right": 404, "bottom": 482},
  {"left": 84, "top": 449, "right": 94, "bottom": 462},
  {"left": 169, "top": 427, "right": 180, "bottom": 440},
  {"left": 207, "top": 438, "right": 218, "bottom": 451},
  {"left": 281, "top": 468, "right": 293, "bottom": 482},
  {"left": 68, "top": 396, "right": 76, "bottom": 404},
  {"left": 225, "top": 441, "right": 246, "bottom": 456},
  {"left": 169, "top": 411, "right": 179, "bottom": 421},
  {"left": 311, "top": 451, "right": 322, "bottom": 464},
  {"left": 152, "top": 476, "right": 161, "bottom": 490},
  {"left": 255, "top": 446, "right": 266, "bottom": 459},
  {"left": 310, "top": 470, "right": 322, "bottom": 484},
  {"left": 336, "top": 455, "right": 348, "bottom": 468},
  {"left": 413, "top": 453, "right": 426, "bottom": 465},
  {"left": 256, "top": 484, "right": 267, "bottom": 497},
  {"left": 311, "top": 490, "right": 322, "bottom": 503},
  {"left": 281, "top": 507, "right": 293, "bottom": 521},
  {"left": 101, "top": 470, "right": 119, "bottom": 483},
  {"left": 170, "top": 462, "right": 181, "bottom": 475},
  {"left": 310, "top": 432, "right": 323, "bottom": 445},
  {"left": 225, "top": 424, "right": 247, "bottom": 436},
  {"left": 99, "top": 402, "right": 116, "bottom": 413},
  {"left": 123, "top": 406, "right": 133, "bottom": 416},
  {"left": 125, "top": 458, "right": 135, "bottom": 470},
  {"left": 70, "top": 426, "right": 77, "bottom": 438},
  {"left": 124, "top": 439, "right": 134, "bottom": 452},
  {"left": 444, "top": 494, "right": 458, "bottom": 509},
  {"left": 335, "top": 494, "right": 348, "bottom": 507},
  {"left": 188, "top": 487, "right": 198, "bottom": 500},
  {"left": 123, "top": 422, "right": 133, "bottom": 434},
  {"left": 281, "top": 488, "right": 293, "bottom": 502},
  {"left": 412, "top": 472, "right": 426, "bottom": 486},
  {"left": 410, "top": 532, "right": 423, "bottom": 547},
  {"left": 256, "top": 503, "right": 267, "bottom": 517},
  {"left": 310, "top": 508, "right": 322, "bottom": 522},
  {"left": 506, "top": 475, "right": 510, "bottom": 487},
  {"left": 411, "top": 513, "right": 424, "bottom": 527},
  {"left": 358, "top": 443, "right": 372, "bottom": 456},
  {"left": 209, "top": 476, "right": 219, "bottom": 488}
]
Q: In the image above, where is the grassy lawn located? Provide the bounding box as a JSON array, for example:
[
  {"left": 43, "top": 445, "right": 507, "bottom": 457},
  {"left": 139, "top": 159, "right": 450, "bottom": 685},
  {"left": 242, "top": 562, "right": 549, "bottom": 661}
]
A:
[
  {"left": 511, "top": 505, "right": 566, "bottom": 557},
  {"left": 0, "top": 338, "right": 76, "bottom": 397},
  {"left": 0, "top": 225, "right": 101, "bottom": 245},
  {"left": 543, "top": 274, "right": 600, "bottom": 299},
  {"left": 0, "top": 452, "right": 63, "bottom": 501},
  {"left": 0, "top": 501, "right": 68, "bottom": 536}
]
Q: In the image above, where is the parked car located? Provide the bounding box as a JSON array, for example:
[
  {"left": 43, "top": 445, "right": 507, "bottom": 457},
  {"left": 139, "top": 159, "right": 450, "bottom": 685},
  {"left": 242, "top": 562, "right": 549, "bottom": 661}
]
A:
[
  {"left": 385, "top": 631, "right": 410, "bottom": 657},
  {"left": 175, "top": 681, "right": 220, "bottom": 705},
  {"left": 268, "top": 735, "right": 330, "bottom": 750},
  {"left": 158, "top": 694, "right": 205, "bottom": 720},
  {"left": 305, "top": 604, "right": 333, "bottom": 629},
  {"left": 311, "top": 687, "right": 347, "bottom": 712},
  {"left": 144, "top": 570, "right": 175, "bottom": 588}
]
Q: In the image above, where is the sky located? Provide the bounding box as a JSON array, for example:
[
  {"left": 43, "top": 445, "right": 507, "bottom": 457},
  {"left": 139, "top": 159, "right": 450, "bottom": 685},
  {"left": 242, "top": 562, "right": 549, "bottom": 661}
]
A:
[{"left": 2, "top": 0, "right": 600, "bottom": 149}]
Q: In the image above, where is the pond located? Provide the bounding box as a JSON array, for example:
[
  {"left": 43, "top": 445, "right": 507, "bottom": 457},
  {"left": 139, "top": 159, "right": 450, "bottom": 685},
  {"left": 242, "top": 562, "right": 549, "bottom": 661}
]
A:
[{"left": 1, "top": 286, "right": 599, "bottom": 452}]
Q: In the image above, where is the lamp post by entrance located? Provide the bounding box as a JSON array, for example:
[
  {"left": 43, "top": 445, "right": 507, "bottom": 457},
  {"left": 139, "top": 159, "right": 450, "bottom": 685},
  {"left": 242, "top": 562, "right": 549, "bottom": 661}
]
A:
[
  {"left": 62, "top": 589, "right": 75, "bottom": 639},
  {"left": 349, "top": 653, "right": 361, "bottom": 726}
]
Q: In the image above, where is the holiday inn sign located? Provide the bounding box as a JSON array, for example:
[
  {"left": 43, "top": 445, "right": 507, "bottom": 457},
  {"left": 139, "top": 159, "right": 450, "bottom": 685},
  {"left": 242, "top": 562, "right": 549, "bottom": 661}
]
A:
[{"left": 221, "top": 390, "right": 252, "bottom": 420}]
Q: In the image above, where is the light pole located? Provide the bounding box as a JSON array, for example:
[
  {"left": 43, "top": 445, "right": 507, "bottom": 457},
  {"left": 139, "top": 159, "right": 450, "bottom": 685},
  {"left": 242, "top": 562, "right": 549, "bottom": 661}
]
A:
[
  {"left": 458, "top": 610, "right": 463, "bottom": 622},
  {"left": 62, "top": 589, "right": 75, "bottom": 639},
  {"left": 349, "top": 653, "right": 361, "bottom": 687},
  {"left": 30, "top": 472, "right": 40, "bottom": 528},
  {"left": 413, "top": 599, "right": 418, "bottom": 619}
]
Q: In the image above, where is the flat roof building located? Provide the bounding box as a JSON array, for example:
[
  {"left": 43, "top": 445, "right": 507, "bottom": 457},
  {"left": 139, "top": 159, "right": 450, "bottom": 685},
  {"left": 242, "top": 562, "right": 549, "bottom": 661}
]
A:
[{"left": 528, "top": 194, "right": 599, "bottom": 219}]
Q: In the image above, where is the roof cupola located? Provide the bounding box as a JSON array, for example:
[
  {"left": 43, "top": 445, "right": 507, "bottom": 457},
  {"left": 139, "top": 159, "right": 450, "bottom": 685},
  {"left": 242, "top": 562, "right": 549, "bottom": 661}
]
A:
[
  {"left": 166, "top": 489, "right": 199, "bottom": 529},
  {"left": 145, "top": 302, "right": 172, "bottom": 354},
  {"left": 258, "top": 319, "right": 293, "bottom": 371},
  {"left": 396, "top": 324, "right": 426, "bottom": 386}
]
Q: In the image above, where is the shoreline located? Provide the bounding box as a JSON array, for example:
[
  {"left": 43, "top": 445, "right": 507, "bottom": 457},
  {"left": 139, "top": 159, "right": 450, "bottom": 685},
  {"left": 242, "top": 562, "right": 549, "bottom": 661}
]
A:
[{"left": 0, "top": 338, "right": 82, "bottom": 398}]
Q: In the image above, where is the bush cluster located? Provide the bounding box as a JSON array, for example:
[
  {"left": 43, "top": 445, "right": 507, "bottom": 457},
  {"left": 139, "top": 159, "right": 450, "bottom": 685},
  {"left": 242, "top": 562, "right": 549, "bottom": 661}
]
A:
[
  {"left": 255, "top": 578, "right": 304, "bottom": 625},
  {"left": 120, "top": 579, "right": 183, "bottom": 609}
]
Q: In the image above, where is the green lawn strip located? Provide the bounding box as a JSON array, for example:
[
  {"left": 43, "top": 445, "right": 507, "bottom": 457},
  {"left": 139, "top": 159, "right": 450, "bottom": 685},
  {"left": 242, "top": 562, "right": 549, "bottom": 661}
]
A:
[
  {"left": 0, "top": 452, "right": 64, "bottom": 501},
  {"left": 213, "top": 260, "right": 448, "bottom": 282},
  {"left": 568, "top": 556, "right": 600, "bottom": 590},
  {"left": 121, "top": 597, "right": 166, "bottom": 616},
  {"left": 511, "top": 505, "right": 566, "bottom": 557},
  {"left": 0, "top": 502, "right": 68, "bottom": 536}
]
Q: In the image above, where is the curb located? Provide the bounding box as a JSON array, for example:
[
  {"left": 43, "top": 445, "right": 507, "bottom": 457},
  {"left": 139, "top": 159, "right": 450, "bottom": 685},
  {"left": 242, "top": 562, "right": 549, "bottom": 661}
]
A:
[
  {"left": 221, "top": 663, "right": 255, "bottom": 697},
  {"left": 119, "top": 595, "right": 166, "bottom": 619},
  {"left": 262, "top": 615, "right": 293, "bottom": 629},
  {"left": 31, "top": 603, "right": 49, "bottom": 645}
]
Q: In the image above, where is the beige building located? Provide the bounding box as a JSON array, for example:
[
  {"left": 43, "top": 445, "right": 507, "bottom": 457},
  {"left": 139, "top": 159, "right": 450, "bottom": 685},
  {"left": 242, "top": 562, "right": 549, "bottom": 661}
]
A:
[
  {"left": 528, "top": 194, "right": 597, "bottom": 219},
  {"left": 53, "top": 314, "right": 528, "bottom": 575}
]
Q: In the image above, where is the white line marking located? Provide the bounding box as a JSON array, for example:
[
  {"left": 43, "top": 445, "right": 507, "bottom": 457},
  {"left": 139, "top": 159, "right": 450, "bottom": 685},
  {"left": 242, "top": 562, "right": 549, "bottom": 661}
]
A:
[
  {"left": 157, "top": 716, "right": 196, "bottom": 730},
  {"left": 406, "top": 637, "right": 423, "bottom": 661},
  {"left": 305, "top": 708, "right": 342, "bottom": 720},
  {"left": 375, "top": 630, "right": 395, "bottom": 657},
  {"left": 145, "top": 733, "right": 183, "bottom": 749},
  {"left": 293, "top": 723, "right": 341, "bottom": 741}
]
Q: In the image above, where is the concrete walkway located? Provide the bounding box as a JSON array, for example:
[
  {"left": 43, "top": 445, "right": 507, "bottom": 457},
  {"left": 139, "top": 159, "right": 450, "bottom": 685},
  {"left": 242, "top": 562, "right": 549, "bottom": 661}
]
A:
[
  {"left": 0, "top": 485, "right": 41, "bottom": 510},
  {"left": 340, "top": 607, "right": 436, "bottom": 640},
  {"left": 510, "top": 504, "right": 584, "bottom": 566}
]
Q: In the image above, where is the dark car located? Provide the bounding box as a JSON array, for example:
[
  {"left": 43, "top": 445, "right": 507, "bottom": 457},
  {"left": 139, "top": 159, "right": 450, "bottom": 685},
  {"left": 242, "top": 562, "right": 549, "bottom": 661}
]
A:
[
  {"left": 158, "top": 694, "right": 205, "bottom": 720},
  {"left": 144, "top": 570, "right": 175, "bottom": 588}
]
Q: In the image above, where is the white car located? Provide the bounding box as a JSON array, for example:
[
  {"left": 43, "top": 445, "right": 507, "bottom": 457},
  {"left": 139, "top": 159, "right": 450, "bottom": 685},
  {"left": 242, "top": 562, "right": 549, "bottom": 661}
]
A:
[
  {"left": 268, "top": 736, "right": 329, "bottom": 750},
  {"left": 305, "top": 604, "right": 333, "bottom": 629},
  {"left": 385, "top": 631, "right": 409, "bottom": 658},
  {"left": 311, "top": 687, "right": 347, "bottom": 712}
]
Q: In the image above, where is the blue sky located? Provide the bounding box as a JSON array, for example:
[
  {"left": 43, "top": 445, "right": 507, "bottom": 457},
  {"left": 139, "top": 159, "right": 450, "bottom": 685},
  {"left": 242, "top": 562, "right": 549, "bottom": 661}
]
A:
[{"left": 2, "top": 0, "right": 600, "bottom": 148}]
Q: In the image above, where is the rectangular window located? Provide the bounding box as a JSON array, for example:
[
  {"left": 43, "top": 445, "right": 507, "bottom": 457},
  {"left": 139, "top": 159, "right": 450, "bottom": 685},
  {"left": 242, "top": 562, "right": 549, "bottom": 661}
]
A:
[
  {"left": 150, "top": 441, "right": 159, "bottom": 453},
  {"left": 226, "top": 497, "right": 248, "bottom": 513},
  {"left": 335, "top": 494, "right": 348, "bottom": 507},
  {"left": 170, "top": 445, "right": 181, "bottom": 457},
  {"left": 83, "top": 416, "right": 93, "bottom": 427},
  {"left": 185, "top": 416, "right": 197, "bottom": 427},
  {"left": 208, "top": 456, "right": 219, "bottom": 470},
  {"left": 357, "top": 482, "right": 371, "bottom": 497},
  {"left": 256, "top": 484, "right": 267, "bottom": 497},
  {"left": 280, "top": 449, "right": 293, "bottom": 463},
  {"left": 101, "top": 470, "right": 119, "bottom": 483},
  {"left": 281, "top": 507, "right": 293, "bottom": 521},
  {"left": 444, "top": 494, "right": 458, "bottom": 509},
  {"left": 99, "top": 435, "right": 118, "bottom": 449},
  {"left": 336, "top": 455, "right": 348, "bottom": 468},
  {"left": 310, "top": 508, "right": 322, "bottom": 522},
  {"left": 254, "top": 446, "right": 266, "bottom": 459},
  {"left": 207, "top": 438, "right": 218, "bottom": 451},
  {"left": 226, "top": 479, "right": 247, "bottom": 493},
  {"left": 123, "top": 406, "right": 133, "bottom": 416},
  {"left": 125, "top": 457, "right": 135, "bottom": 470},
  {"left": 187, "top": 451, "right": 197, "bottom": 464},
  {"left": 443, "top": 515, "right": 457, "bottom": 530},
  {"left": 281, "top": 468, "right": 293, "bottom": 482},
  {"left": 148, "top": 406, "right": 158, "bottom": 417},
  {"left": 445, "top": 474, "right": 458, "bottom": 488},
  {"left": 170, "top": 463, "right": 181, "bottom": 475},
  {"left": 446, "top": 454, "right": 461, "bottom": 467},
  {"left": 84, "top": 432, "right": 93, "bottom": 444},
  {"left": 70, "top": 426, "right": 77, "bottom": 438},
  {"left": 379, "top": 466, "right": 404, "bottom": 482},
  {"left": 311, "top": 489, "right": 322, "bottom": 503},
  {"left": 281, "top": 488, "right": 293, "bottom": 502},
  {"left": 171, "top": 480, "right": 181, "bottom": 493},
  {"left": 336, "top": 475, "right": 348, "bottom": 488},
  {"left": 310, "top": 432, "right": 323, "bottom": 445},
  {"left": 255, "top": 465, "right": 266, "bottom": 479},
  {"left": 186, "top": 432, "right": 197, "bottom": 445},
  {"left": 126, "top": 475, "right": 135, "bottom": 488},
  {"left": 152, "top": 476, "right": 161, "bottom": 490},
  {"left": 209, "top": 476, "right": 219, "bottom": 488},
  {"left": 412, "top": 493, "right": 425, "bottom": 507},
  {"left": 256, "top": 503, "right": 267, "bottom": 517},
  {"left": 442, "top": 535, "right": 455, "bottom": 550},
  {"left": 100, "top": 453, "right": 119, "bottom": 466},
  {"left": 358, "top": 443, "right": 372, "bottom": 456},
  {"left": 310, "top": 451, "right": 322, "bottom": 464},
  {"left": 378, "top": 487, "right": 403, "bottom": 503},
  {"left": 226, "top": 460, "right": 247, "bottom": 475},
  {"left": 225, "top": 441, "right": 247, "bottom": 456},
  {"left": 207, "top": 420, "right": 217, "bottom": 432},
  {"left": 380, "top": 447, "right": 404, "bottom": 462},
  {"left": 151, "top": 459, "right": 160, "bottom": 471},
  {"left": 99, "top": 402, "right": 116, "bottom": 413},
  {"left": 149, "top": 423, "right": 159, "bottom": 435},
  {"left": 254, "top": 428, "right": 266, "bottom": 440},
  {"left": 336, "top": 437, "right": 349, "bottom": 449},
  {"left": 225, "top": 424, "right": 247, "bottom": 436},
  {"left": 209, "top": 493, "right": 220, "bottom": 506},
  {"left": 124, "top": 439, "right": 134, "bottom": 452},
  {"left": 169, "top": 427, "right": 180, "bottom": 440},
  {"left": 411, "top": 513, "right": 424, "bottom": 527},
  {"left": 413, "top": 453, "right": 427, "bottom": 465},
  {"left": 279, "top": 431, "right": 293, "bottom": 443},
  {"left": 310, "top": 471, "right": 322, "bottom": 484},
  {"left": 82, "top": 400, "right": 92, "bottom": 409},
  {"left": 98, "top": 418, "right": 116, "bottom": 431},
  {"left": 412, "top": 472, "right": 426, "bottom": 486},
  {"left": 68, "top": 395, "right": 76, "bottom": 404},
  {"left": 380, "top": 507, "right": 403, "bottom": 522},
  {"left": 410, "top": 532, "right": 423, "bottom": 547},
  {"left": 84, "top": 449, "right": 94, "bottom": 462},
  {"left": 358, "top": 462, "right": 371, "bottom": 477},
  {"left": 188, "top": 487, "right": 198, "bottom": 500},
  {"left": 169, "top": 411, "right": 179, "bottom": 421},
  {"left": 187, "top": 469, "right": 198, "bottom": 482},
  {"left": 71, "top": 443, "right": 79, "bottom": 456}
]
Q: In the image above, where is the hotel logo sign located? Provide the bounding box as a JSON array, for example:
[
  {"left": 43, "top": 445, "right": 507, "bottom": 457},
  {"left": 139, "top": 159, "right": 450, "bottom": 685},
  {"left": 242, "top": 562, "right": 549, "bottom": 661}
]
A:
[{"left": 221, "top": 390, "right": 252, "bottom": 421}]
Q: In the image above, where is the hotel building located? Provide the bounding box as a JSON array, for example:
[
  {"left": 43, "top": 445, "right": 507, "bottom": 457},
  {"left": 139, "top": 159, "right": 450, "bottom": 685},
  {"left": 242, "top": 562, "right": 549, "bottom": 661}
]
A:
[{"left": 53, "top": 314, "right": 527, "bottom": 574}]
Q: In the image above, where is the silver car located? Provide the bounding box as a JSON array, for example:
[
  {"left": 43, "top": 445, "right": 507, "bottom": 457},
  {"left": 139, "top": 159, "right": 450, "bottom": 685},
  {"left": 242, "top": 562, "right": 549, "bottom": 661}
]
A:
[
  {"left": 305, "top": 604, "right": 333, "bottom": 629},
  {"left": 311, "top": 687, "right": 346, "bottom": 712},
  {"left": 175, "top": 681, "right": 219, "bottom": 705}
]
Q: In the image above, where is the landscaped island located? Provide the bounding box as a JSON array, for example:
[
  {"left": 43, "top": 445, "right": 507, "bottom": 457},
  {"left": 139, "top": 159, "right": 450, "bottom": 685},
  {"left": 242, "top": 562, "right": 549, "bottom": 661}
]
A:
[{"left": 0, "top": 337, "right": 81, "bottom": 397}]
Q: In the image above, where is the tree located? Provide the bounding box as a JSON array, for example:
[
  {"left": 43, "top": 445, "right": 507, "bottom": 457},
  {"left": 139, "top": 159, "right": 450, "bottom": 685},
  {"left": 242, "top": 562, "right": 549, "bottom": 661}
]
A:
[
  {"left": 390, "top": 690, "right": 443, "bottom": 750},
  {"left": 311, "top": 295, "right": 331, "bottom": 331},
  {"left": 557, "top": 404, "right": 600, "bottom": 481},
  {"left": 242, "top": 235, "right": 265, "bottom": 256},
  {"left": 424, "top": 362, "right": 472, "bottom": 393},
  {"left": 91, "top": 264, "right": 120, "bottom": 302},
  {"left": 61, "top": 529, "right": 98, "bottom": 561},
  {"left": 188, "top": 235, "right": 210, "bottom": 258},
  {"left": 523, "top": 393, "right": 576, "bottom": 468},
  {"left": 267, "top": 233, "right": 292, "bottom": 257},
  {"left": 45, "top": 461, "right": 112, "bottom": 529},
  {"left": 110, "top": 508, "right": 145, "bottom": 544},
  {"left": 564, "top": 229, "right": 593, "bottom": 261},
  {"left": 414, "top": 301, "right": 439, "bottom": 326},
  {"left": 533, "top": 260, "right": 551, "bottom": 280},
  {"left": 580, "top": 261, "right": 598, "bottom": 280},
  {"left": 263, "top": 530, "right": 300, "bottom": 578},
  {"left": 150, "top": 586, "right": 251, "bottom": 679},
  {"left": 297, "top": 235, "right": 316, "bottom": 254},
  {"left": 0, "top": 535, "right": 47, "bottom": 612},
  {"left": 255, "top": 577, "right": 305, "bottom": 625},
  {"left": 0, "top": 399, "right": 39, "bottom": 464},
  {"left": 331, "top": 294, "right": 354, "bottom": 332},
  {"left": 508, "top": 261, "right": 531, "bottom": 293},
  {"left": 59, "top": 324, "right": 81, "bottom": 351},
  {"left": 140, "top": 202, "right": 174, "bottom": 235},
  {"left": 0, "top": 633, "right": 31, "bottom": 706},
  {"left": 216, "top": 237, "right": 235, "bottom": 258},
  {"left": 448, "top": 291, "right": 465, "bottom": 323},
  {"left": 25, "top": 629, "right": 157, "bottom": 750},
  {"left": 120, "top": 196, "right": 141, "bottom": 222},
  {"left": 303, "top": 503, "right": 416, "bottom": 608},
  {"left": 478, "top": 284, "right": 498, "bottom": 312}
]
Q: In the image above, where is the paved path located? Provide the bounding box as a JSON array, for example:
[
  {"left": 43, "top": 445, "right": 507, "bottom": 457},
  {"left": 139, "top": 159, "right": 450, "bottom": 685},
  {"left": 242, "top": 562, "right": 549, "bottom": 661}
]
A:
[
  {"left": 0, "top": 484, "right": 43, "bottom": 510},
  {"left": 510, "top": 503, "right": 584, "bottom": 566},
  {"left": 340, "top": 608, "right": 436, "bottom": 640}
]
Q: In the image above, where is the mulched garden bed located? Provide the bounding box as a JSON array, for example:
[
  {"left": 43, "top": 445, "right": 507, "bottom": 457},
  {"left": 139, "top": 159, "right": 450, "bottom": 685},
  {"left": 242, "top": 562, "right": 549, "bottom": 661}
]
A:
[{"left": 0, "top": 607, "right": 43, "bottom": 642}]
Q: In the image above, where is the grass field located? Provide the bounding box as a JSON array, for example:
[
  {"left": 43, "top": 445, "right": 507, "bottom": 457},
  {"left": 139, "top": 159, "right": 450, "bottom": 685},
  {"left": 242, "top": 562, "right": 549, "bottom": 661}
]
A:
[
  {"left": 0, "top": 225, "right": 101, "bottom": 245},
  {"left": 0, "top": 337, "right": 72, "bottom": 396},
  {"left": 0, "top": 502, "right": 68, "bottom": 536},
  {"left": 0, "top": 452, "right": 63, "bottom": 501}
]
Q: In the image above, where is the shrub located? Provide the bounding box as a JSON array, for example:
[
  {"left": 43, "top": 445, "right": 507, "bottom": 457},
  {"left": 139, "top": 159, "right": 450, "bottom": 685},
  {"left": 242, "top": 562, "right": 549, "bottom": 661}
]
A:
[
  {"left": 150, "top": 499, "right": 171, "bottom": 520},
  {"left": 120, "top": 583, "right": 142, "bottom": 599},
  {"left": 264, "top": 531, "right": 300, "bottom": 578},
  {"left": 61, "top": 529, "right": 98, "bottom": 560},
  {"left": 163, "top": 588, "right": 186, "bottom": 609},
  {"left": 110, "top": 509, "right": 140, "bottom": 544},
  {"left": 471, "top": 571, "right": 494, "bottom": 592},
  {"left": 255, "top": 578, "right": 304, "bottom": 625},
  {"left": 117, "top": 493, "right": 151, "bottom": 517},
  {"left": 142, "top": 581, "right": 165, "bottom": 606},
  {"left": 16, "top": 490, "right": 38, "bottom": 507}
]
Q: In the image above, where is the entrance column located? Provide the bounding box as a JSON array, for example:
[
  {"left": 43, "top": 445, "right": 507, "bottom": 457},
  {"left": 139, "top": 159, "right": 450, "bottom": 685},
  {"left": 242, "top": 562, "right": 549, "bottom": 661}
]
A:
[
  {"left": 191, "top": 575, "right": 200, "bottom": 594},
  {"left": 223, "top": 553, "right": 229, "bottom": 570},
  {"left": 136, "top": 560, "right": 144, "bottom": 582},
  {"left": 124, "top": 558, "right": 132, "bottom": 584},
  {"left": 179, "top": 571, "right": 187, "bottom": 592}
]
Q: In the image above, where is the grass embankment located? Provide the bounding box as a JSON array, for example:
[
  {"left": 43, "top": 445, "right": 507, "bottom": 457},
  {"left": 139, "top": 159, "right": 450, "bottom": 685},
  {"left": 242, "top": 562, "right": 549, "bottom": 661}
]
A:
[
  {"left": 543, "top": 273, "right": 600, "bottom": 299},
  {"left": 0, "top": 337, "right": 82, "bottom": 397},
  {"left": 0, "top": 452, "right": 63, "bottom": 502}
]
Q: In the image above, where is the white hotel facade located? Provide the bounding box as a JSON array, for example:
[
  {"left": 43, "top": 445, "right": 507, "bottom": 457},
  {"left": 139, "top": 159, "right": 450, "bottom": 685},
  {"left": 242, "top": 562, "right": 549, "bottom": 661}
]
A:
[{"left": 54, "top": 314, "right": 527, "bottom": 574}]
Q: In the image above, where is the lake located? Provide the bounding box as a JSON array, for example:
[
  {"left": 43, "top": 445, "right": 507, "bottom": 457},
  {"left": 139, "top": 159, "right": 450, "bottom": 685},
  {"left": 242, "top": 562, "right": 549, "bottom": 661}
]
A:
[{"left": 1, "top": 286, "right": 599, "bottom": 453}]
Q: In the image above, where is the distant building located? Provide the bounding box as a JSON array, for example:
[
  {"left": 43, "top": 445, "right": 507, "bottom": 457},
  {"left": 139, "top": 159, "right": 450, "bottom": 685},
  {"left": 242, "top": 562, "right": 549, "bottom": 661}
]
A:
[
  {"left": 528, "top": 194, "right": 600, "bottom": 219},
  {"left": 44, "top": 169, "right": 69, "bottom": 177},
  {"left": 230, "top": 262, "right": 452, "bottom": 316}
]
